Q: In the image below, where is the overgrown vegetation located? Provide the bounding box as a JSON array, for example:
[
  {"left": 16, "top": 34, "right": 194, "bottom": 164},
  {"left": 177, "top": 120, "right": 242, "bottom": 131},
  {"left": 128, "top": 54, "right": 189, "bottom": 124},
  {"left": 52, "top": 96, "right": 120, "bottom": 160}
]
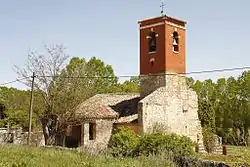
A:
[
  {"left": 108, "top": 127, "right": 140, "bottom": 157},
  {"left": 107, "top": 128, "right": 250, "bottom": 166},
  {"left": 200, "top": 145, "right": 250, "bottom": 164},
  {"left": 108, "top": 128, "right": 199, "bottom": 166},
  {"left": 0, "top": 145, "right": 175, "bottom": 167},
  {"left": 188, "top": 71, "right": 250, "bottom": 146},
  {"left": 202, "top": 126, "right": 217, "bottom": 153}
]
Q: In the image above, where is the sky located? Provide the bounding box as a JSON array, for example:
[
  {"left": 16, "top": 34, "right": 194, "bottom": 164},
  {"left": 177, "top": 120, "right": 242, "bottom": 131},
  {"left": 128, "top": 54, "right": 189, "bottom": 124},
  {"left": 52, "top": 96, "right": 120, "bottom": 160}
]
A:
[{"left": 0, "top": 0, "right": 250, "bottom": 90}]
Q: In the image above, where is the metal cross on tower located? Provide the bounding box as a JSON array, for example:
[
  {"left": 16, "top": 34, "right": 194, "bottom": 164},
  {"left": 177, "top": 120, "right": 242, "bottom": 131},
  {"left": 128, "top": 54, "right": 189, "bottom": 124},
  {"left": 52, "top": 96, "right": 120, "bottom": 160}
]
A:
[{"left": 160, "top": 1, "right": 165, "bottom": 15}]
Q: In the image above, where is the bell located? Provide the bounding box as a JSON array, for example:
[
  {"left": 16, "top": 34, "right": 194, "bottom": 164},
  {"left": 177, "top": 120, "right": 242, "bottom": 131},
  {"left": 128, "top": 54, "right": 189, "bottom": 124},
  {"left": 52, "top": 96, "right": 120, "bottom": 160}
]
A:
[{"left": 173, "top": 39, "right": 178, "bottom": 46}]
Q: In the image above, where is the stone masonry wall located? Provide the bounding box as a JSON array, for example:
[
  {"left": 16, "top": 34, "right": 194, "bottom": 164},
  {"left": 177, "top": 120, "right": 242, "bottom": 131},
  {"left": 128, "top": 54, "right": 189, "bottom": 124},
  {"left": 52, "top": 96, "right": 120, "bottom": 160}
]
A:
[
  {"left": 82, "top": 119, "right": 114, "bottom": 152},
  {"left": 139, "top": 73, "right": 204, "bottom": 145},
  {"left": 140, "top": 73, "right": 167, "bottom": 99},
  {"left": 0, "top": 128, "right": 45, "bottom": 146}
]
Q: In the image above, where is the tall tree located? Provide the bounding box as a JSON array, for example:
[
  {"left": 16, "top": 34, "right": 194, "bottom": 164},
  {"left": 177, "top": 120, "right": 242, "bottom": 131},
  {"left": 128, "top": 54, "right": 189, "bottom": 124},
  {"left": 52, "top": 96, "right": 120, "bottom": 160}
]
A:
[
  {"left": 232, "top": 71, "right": 250, "bottom": 145},
  {"left": 53, "top": 56, "right": 119, "bottom": 122},
  {"left": 14, "top": 45, "right": 119, "bottom": 145},
  {"left": 14, "top": 44, "right": 69, "bottom": 145},
  {"left": 214, "top": 78, "right": 227, "bottom": 138}
]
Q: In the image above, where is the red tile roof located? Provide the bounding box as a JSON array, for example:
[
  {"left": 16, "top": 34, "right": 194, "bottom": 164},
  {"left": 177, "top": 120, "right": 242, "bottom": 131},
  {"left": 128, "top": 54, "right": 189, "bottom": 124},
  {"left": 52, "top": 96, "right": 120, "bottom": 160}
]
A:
[{"left": 73, "top": 93, "right": 140, "bottom": 120}]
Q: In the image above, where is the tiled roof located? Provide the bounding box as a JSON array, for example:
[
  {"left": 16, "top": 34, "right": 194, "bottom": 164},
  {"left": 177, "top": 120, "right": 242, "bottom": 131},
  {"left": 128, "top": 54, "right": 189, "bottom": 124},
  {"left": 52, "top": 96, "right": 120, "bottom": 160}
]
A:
[
  {"left": 74, "top": 93, "right": 140, "bottom": 119},
  {"left": 75, "top": 103, "right": 118, "bottom": 119}
]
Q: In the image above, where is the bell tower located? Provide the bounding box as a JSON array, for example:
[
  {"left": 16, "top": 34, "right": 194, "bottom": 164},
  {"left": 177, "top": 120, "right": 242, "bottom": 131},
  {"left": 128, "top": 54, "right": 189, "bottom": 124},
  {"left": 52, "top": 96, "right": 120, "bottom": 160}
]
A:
[
  {"left": 138, "top": 14, "right": 186, "bottom": 75},
  {"left": 138, "top": 15, "right": 187, "bottom": 98},
  {"left": 137, "top": 14, "right": 207, "bottom": 153}
]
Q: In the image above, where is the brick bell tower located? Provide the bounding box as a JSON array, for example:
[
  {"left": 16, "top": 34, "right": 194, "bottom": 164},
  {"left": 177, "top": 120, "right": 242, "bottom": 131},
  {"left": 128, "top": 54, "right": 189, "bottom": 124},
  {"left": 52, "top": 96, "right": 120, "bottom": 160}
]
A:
[
  {"left": 138, "top": 14, "right": 187, "bottom": 98},
  {"left": 137, "top": 13, "right": 208, "bottom": 153}
]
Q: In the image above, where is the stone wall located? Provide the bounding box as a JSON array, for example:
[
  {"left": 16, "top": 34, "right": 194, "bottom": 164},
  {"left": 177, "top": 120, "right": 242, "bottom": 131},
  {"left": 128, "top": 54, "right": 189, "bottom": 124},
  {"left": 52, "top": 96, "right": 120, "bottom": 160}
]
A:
[
  {"left": 82, "top": 119, "right": 114, "bottom": 152},
  {"left": 0, "top": 128, "right": 45, "bottom": 146},
  {"left": 0, "top": 128, "right": 13, "bottom": 144},
  {"left": 140, "top": 73, "right": 168, "bottom": 99},
  {"left": 139, "top": 73, "right": 204, "bottom": 146},
  {"left": 19, "top": 131, "right": 45, "bottom": 146}
]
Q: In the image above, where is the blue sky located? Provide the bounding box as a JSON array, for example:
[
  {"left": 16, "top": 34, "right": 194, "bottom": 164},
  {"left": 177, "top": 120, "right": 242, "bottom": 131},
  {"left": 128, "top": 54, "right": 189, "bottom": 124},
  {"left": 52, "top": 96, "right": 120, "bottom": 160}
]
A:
[{"left": 0, "top": 0, "right": 250, "bottom": 89}]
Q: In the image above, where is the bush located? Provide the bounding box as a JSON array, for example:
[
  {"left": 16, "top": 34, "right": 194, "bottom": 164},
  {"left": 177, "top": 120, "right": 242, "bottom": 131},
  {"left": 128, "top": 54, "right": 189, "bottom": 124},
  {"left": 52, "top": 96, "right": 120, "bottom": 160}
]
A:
[
  {"left": 139, "top": 133, "right": 195, "bottom": 157},
  {"left": 108, "top": 127, "right": 198, "bottom": 166},
  {"left": 108, "top": 127, "right": 140, "bottom": 157},
  {"left": 203, "top": 126, "right": 216, "bottom": 153}
]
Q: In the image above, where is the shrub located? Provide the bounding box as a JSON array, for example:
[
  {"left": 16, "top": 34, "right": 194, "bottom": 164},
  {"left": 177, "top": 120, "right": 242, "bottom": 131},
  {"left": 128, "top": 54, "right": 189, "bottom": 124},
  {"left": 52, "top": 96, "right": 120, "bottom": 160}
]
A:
[
  {"left": 202, "top": 126, "right": 216, "bottom": 153},
  {"left": 109, "top": 128, "right": 197, "bottom": 159},
  {"left": 108, "top": 127, "right": 140, "bottom": 157},
  {"left": 139, "top": 132, "right": 196, "bottom": 157}
]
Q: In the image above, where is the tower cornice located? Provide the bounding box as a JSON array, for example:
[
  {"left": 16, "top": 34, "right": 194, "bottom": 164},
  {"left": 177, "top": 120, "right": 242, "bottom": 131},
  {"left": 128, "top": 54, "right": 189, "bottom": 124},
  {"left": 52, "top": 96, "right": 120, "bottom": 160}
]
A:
[{"left": 138, "top": 15, "right": 187, "bottom": 25}]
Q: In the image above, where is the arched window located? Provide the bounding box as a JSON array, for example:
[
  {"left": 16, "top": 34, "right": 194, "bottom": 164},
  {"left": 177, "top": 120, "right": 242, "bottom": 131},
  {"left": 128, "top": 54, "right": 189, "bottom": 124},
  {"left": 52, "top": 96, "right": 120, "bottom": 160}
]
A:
[
  {"left": 172, "top": 31, "right": 179, "bottom": 52},
  {"left": 148, "top": 31, "right": 157, "bottom": 52}
]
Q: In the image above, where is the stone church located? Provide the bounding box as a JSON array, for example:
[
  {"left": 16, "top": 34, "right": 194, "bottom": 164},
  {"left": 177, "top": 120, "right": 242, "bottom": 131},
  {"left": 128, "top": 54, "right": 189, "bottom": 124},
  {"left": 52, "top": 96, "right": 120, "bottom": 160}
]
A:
[{"left": 64, "top": 14, "right": 205, "bottom": 152}]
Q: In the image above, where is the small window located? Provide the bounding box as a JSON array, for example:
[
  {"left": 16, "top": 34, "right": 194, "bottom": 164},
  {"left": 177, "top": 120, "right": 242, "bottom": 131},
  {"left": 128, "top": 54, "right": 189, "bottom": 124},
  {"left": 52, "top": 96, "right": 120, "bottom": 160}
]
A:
[
  {"left": 89, "top": 122, "right": 96, "bottom": 140},
  {"left": 148, "top": 31, "right": 157, "bottom": 52},
  {"left": 172, "top": 31, "right": 179, "bottom": 52}
]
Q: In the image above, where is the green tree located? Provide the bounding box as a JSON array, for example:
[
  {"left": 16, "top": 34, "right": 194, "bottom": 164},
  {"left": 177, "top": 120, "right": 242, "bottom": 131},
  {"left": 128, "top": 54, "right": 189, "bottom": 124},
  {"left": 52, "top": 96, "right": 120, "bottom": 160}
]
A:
[
  {"left": 14, "top": 44, "right": 119, "bottom": 145},
  {"left": 85, "top": 57, "right": 118, "bottom": 94},
  {"left": 0, "top": 86, "right": 35, "bottom": 129},
  {"left": 214, "top": 78, "right": 228, "bottom": 139},
  {"left": 186, "top": 77, "right": 195, "bottom": 88},
  {"left": 191, "top": 79, "right": 217, "bottom": 151},
  {"left": 111, "top": 76, "right": 140, "bottom": 93},
  {"left": 190, "top": 71, "right": 250, "bottom": 146},
  {"left": 53, "top": 56, "right": 119, "bottom": 144},
  {"left": 232, "top": 71, "right": 250, "bottom": 145},
  {"left": 119, "top": 76, "right": 140, "bottom": 93},
  {"left": 53, "top": 56, "right": 119, "bottom": 122},
  {"left": 14, "top": 44, "right": 70, "bottom": 145},
  {"left": 193, "top": 79, "right": 216, "bottom": 130}
]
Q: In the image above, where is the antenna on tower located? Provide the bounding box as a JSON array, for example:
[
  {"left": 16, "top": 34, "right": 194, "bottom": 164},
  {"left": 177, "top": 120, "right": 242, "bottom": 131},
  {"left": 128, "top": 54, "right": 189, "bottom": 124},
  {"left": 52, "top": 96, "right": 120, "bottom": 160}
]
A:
[{"left": 160, "top": 0, "right": 165, "bottom": 16}]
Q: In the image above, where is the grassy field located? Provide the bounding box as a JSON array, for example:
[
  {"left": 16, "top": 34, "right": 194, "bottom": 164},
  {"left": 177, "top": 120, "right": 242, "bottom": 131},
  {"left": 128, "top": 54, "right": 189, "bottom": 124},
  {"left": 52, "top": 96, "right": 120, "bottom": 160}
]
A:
[
  {"left": 1, "top": 145, "right": 250, "bottom": 167},
  {"left": 0, "top": 145, "right": 175, "bottom": 167},
  {"left": 200, "top": 145, "right": 250, "bottom": 164}
]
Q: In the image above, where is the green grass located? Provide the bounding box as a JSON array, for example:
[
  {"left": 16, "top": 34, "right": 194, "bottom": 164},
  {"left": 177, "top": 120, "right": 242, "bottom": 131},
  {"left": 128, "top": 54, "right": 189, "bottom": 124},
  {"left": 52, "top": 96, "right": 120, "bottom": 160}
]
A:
[
  {"left": 1, "top": 144, "right": 250, "bottom": 167},
  {"left": 0, "top": 145, "right": 175, "bottom": 167},
  {"left": 200, "top": 145, "right": 250, "bottom": 164}
]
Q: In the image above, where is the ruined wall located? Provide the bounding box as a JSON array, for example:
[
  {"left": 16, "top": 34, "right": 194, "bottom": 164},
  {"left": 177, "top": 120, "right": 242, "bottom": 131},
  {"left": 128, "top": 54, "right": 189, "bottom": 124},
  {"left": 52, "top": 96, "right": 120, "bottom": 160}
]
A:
[
  {"left": 0, "top": 128, "right": 45, "bottom": 146},
  {"left": 18, "top": 131, "right": 45, "bottom": 146},
  {"left": 139, "top": 73, "right": 203, "bottom": 144},
  {"left": 82, "top": 119, "right": 114, "bottom": 152}
]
